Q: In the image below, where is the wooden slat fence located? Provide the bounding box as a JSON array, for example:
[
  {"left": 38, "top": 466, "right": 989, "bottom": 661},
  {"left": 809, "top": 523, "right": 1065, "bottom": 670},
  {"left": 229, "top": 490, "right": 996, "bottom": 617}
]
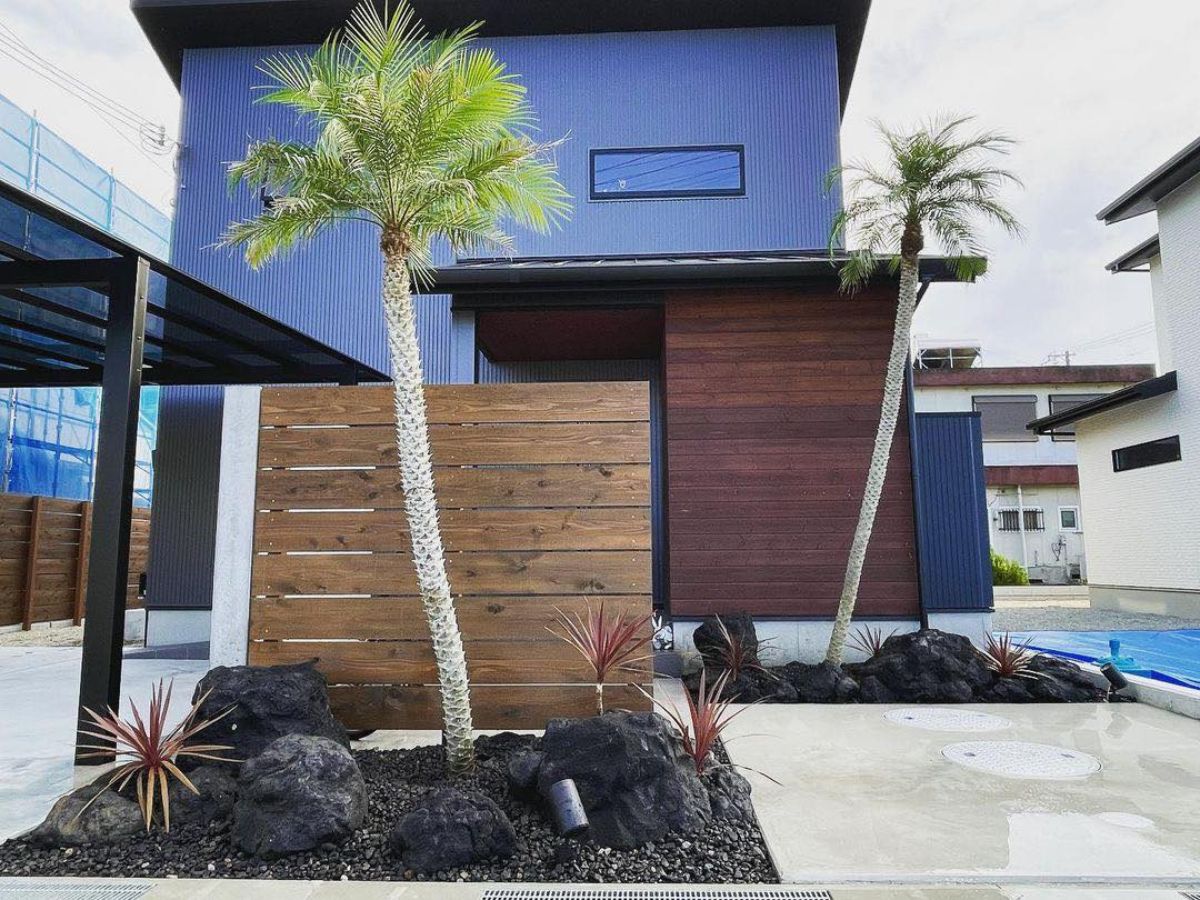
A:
[
  {"left": 0, "top": 494, "right": 150, "bottom": 629},
  {"left": 250, "top": 382, "right": 654, "bottom": 730}
]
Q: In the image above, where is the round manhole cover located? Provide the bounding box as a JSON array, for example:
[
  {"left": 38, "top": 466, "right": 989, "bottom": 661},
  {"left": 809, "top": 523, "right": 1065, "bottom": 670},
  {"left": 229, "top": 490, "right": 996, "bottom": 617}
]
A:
[
  {"left": 885, "top": 707, "right": 1012, "bottom": 732},
  {"left": 942, "top": 741, "right": 1102, "bottom": 779}
]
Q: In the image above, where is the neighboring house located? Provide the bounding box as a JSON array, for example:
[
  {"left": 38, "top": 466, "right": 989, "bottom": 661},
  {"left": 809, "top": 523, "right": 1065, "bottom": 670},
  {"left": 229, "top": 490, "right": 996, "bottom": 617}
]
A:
[
  {"left": 0, "top": 92, "right": 167, "bottom": 504},
  {"left": 1031, "top": 136, "right": 1200, "bottom": 617},
  {"left": 915, "top": 361, "right": 1155, "bottom": 582},
  {"left": 132, "top": 0, "right": 993, "bottom": 656}
]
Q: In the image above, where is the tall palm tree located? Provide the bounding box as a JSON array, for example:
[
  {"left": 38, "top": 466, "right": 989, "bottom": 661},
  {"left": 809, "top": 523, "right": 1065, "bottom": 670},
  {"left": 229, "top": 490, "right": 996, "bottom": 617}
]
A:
[
  {"left": 223, "top": 0, "right": 570, "bottom": 774},
  {"left": 824, "top": 116, "right": 1021, "bottom": 665}
]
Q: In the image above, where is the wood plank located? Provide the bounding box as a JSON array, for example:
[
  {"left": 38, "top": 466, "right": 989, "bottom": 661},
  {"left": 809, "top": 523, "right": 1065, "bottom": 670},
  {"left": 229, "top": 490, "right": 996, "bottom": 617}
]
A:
[
  {"left": 328, "top": 684, "right": 651, "bottom": 730},
  {"left": 255, "top": 507, "right": 651, "bottom": 553},
  {"left": 260, "top": 382, "right": 650, "bottom": 426},
  {"left": 251, "top": 550, "right": 651, "bottom": 596},
  {"left": 249, "top": 595, "right": 651, "bottom": 640},
  {"left": 21, "top": 496, "right": 43, "bottom": 630},
  {"left": 258, "top": 422, "right": 650, "bottom": 467},
  {"left": 255, "top": 464, "right": 650, "bottom": 510}
]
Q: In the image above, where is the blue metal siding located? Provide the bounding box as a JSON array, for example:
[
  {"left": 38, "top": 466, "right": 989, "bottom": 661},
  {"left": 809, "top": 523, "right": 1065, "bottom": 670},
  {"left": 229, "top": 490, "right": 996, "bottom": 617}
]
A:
[{"left": 913, "top": 413, "right": 994, "bottom": 613}]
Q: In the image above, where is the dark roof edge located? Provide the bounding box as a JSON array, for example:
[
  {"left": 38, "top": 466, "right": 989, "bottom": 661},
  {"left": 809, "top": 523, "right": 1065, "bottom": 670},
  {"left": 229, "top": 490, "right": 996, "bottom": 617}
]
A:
[
  {"left": 420, "top": 253, "right": 977, "bottom": 295},
  {"left": 1106, "top": 234, "right": 1160, "bottom": 273},
  {"left": 1097, "top": 135, "right": 1200, "bottom": 223},
  {"left": 1029, "top": 371, "right": 1178, "bottom": 434},
  {"left": 915, "top": 364, "right": 1157, "bottom": 387},
  {"left": 131, "top": 0, "right": 870, "bottom": 110}
]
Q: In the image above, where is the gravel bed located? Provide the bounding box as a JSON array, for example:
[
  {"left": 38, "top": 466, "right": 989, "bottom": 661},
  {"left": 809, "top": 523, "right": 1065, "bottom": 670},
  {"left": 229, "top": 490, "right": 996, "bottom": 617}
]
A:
[
  {"left": 992, "top": 605, "right": 1200, "bottom": 633},
  {"left": 0, "top": 734, "right": 776, "bottom": 884}
]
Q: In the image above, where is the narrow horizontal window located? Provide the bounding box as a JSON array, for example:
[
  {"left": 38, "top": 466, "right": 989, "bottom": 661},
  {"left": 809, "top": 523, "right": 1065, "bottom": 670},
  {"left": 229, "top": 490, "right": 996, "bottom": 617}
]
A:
[
  {"left": 1112, "top": 435, "right": 1181, "bottom": 472},
  {"left": 590, "top": 146, "right": 745, "bottom": 200},
  {"left": 1048, "top": 393, "right": 1105, "bottom": 441},
  {"left": 972, "top": 395, "right": 1039, "bottom": 442}
]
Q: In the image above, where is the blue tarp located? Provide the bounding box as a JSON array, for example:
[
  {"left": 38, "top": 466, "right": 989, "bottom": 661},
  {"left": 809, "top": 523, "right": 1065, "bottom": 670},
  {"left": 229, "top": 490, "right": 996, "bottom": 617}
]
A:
[{"left": 1009, "top": 629, "right": 1200, "bottom": 690}]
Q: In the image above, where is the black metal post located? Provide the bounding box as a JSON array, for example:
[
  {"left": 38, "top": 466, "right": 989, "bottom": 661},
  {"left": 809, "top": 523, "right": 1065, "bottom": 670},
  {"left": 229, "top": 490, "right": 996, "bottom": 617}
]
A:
[{"left": 75, "top": 254, "right": 148, "bottom": 764}]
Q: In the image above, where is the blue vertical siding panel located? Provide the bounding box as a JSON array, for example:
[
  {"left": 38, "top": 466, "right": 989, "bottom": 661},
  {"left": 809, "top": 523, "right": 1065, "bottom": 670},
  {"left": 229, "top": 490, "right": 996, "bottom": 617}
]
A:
[{"left": 913, "top": 413, "right": 994, "bottom": 612}]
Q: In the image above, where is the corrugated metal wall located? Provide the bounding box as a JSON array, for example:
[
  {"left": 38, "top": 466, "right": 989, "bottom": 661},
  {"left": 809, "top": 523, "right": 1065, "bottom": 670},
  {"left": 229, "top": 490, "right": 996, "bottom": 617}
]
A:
[{"left": 913, "top": 412, "right": 994, "bottom": 612}]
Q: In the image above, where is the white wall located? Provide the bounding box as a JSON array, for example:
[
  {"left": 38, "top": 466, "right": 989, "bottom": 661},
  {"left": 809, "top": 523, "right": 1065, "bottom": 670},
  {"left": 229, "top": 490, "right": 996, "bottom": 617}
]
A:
[
  {"left": 985, "top": 483, "right": 1086, "bottom": 576},
  {"left": 1075, "top": 173, "right": 1200, "bottom": 605}
]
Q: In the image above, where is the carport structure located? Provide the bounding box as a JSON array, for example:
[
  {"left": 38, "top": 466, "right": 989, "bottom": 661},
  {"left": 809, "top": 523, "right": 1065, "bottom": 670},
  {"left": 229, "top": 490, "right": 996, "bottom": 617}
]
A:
[{"left": 0, "top": 180, "right": 386, "bottom": 761}]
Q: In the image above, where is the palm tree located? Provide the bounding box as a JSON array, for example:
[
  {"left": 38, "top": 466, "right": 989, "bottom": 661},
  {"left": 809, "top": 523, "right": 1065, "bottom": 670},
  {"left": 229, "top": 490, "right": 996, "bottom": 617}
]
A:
[
  {"left": 223, "top": 0, "right": 570, "bottom": 774},
  {"left": 824, "top": 116, "right": 1021, "bottom": 665}
]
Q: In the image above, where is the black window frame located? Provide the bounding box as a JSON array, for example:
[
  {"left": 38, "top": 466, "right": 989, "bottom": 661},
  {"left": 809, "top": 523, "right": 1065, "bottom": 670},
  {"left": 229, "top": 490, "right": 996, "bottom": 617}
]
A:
[
  {"left": 1048, "top": 393, "right": 1107, "bottom": 441},
  {"left": 589, "top": 145, "right": 747, "bottom": 201},
  {"left": 1112, "top": 435, "right": 1182, "bottom": 472},
  {"left": 972, "top": 394, "right": 1040, "bottom": 443}
]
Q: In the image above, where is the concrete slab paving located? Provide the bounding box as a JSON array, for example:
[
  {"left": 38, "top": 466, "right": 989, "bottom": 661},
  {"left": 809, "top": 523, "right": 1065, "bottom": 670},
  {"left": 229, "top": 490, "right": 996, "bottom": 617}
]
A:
[
  {"left": 721, "top": 700, "right": 1200, "bottom": 886},
  {"left": 0, "top": 647, "right": 207, "bottom": 840}
]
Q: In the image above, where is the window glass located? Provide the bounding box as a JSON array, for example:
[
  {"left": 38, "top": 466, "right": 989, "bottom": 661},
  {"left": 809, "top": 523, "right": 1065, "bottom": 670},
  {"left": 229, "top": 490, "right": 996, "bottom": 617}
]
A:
[
  {"left": 997, "top": 508, "right": 1044, "bottom": 532},
  {"left": 1048, "top": 393, "right": 1105, "bottom": 441},
  {"left": 1059, "top": 508, "right": 1078, "bottom": 530},
  {"left": 590, "top": 146, "right": 745, "bottom": 200},
  {"left": 1112, "top": 436, "right": 1181, "bottom": 472},
  {"left": 972, "top": 395, "right": 1039, "bottom": 442}
]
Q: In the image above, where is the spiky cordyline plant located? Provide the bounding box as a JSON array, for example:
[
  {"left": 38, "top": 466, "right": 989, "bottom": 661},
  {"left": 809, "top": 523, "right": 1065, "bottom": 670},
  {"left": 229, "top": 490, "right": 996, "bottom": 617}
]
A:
[
  {"left": 549, "top": 601, "right": 653, "bottom": 715},
  {"left": 222, "top": 0, "right": 570, "bottom": 775},
  {"left": 847, "top": 625, "right": 895, "bottom": 659},
  {"left": 823, "top": 115, "right": 1022, "bottom": 666},
  {"left": 642, "top": 669, "right": 745, "bottom": 777},
  {"left": 76, "top": 679, "right": 233, "bottom": 832},
  {"left": 981, "top": 631, "right": 1039, "bottom": 679},
  {"left": 712, "top": 616, "right": 767, "bottom": 680}
]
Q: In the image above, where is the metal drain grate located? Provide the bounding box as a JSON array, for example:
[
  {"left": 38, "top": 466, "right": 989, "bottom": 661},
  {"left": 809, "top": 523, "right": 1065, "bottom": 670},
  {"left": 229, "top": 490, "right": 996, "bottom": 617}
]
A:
[
  {"left": 885, "top": 707, "right": 1011, "bottom": 732},
  {"left": 483, "top": 891, "right": 832, "bottom": 899},
  {"left": 942, "top": 740, "right": 1101, "bottom": 779},
  {"left": 0, "top": 881, "right": 150, "bottom": 900}
]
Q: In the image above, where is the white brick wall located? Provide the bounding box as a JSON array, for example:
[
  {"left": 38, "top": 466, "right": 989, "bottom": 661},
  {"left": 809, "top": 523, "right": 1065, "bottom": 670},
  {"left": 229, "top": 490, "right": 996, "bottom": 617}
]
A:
[{"left": 1076, "top": 173, "right": 1200, "bottom": 594}]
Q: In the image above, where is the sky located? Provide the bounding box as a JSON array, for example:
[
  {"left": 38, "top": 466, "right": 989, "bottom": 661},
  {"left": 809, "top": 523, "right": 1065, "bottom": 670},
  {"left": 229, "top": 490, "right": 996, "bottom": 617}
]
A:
[{"left": 1, "top": 0, "right": 1197, "bottom": 368}]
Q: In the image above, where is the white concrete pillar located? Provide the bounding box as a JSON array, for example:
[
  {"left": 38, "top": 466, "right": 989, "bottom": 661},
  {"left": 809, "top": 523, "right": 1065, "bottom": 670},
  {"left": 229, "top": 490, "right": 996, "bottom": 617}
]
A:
[{"left": 208, "top": 385, "right": 261, "bottom": 667}]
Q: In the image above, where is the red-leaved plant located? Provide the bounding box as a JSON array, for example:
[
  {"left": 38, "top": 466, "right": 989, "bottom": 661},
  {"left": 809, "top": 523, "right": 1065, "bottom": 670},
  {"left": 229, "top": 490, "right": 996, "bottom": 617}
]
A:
[
  {"left": 642, "top": 669, "right": 746, "bottom": 776},
  {"left": 980, "top": 631, "right": 1038, "bottom": 678},
  {"left": 549, "top": 601, "right": 653, "bottom": 715},
  {"left": 76, "top": 679, "right": 234, "bottom": 832},
  {"left": 712, "top": 617, "right": 767, "bottom": 680},
  {"left": 847, "top": 625, "right": 895, "bottom": 659}
]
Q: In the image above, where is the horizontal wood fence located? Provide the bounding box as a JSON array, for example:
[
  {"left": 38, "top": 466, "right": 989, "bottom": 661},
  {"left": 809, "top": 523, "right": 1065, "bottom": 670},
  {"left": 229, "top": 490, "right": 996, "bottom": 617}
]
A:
[
  {"left": 250, "top": 382, "right": 654, "bottom": 730},
  {"left": 0, "top": 494, "right": 150, "bottom": 629}
]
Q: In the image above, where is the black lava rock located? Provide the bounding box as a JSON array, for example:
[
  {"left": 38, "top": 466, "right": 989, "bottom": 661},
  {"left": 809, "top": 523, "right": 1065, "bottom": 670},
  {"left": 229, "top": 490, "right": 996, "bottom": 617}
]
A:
[
  {"left": 506, "top": 750, "right": 544, "bottom": 799},
  {"left": 390, "top": 787, "right": 519, "bottom": 873},
  {"left": 692, "top": 614, "right": 758, "bottom": 669},
  {"left": 1011, "top": 655, "right": 1106, "bottom": 702},
  {"left": 686, "top": 667, "right": 797, "bottom": 703},
  {"left": 850, "top": 629, "right": 991, "bottom": 702},
  {"left": 30, "top": 781, "right": 144, "bottom": 847},
  {"left": 704, "top": 767, "right": 754, "bottom": 822},
  {"left": 778, "top": 661, "right": 860, "bottom": 702},
  {"left": 232, "top": 734, "right": 366, "bottom": 858},
  {"left": 536, "top": 711, "right": 712, "bottom": 849},
  {"left": 167, "top": 764, "right": 238, "bottom": 827}
]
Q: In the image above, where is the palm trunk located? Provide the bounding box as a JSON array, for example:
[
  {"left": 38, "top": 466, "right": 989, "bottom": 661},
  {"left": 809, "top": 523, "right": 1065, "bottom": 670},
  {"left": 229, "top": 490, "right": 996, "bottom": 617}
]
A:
[
  {"left": 826, "top": 254, "right": 920, "bottom": 664},
  {"left": 380, "top": 246, "right": 475, "bottom": 775}
]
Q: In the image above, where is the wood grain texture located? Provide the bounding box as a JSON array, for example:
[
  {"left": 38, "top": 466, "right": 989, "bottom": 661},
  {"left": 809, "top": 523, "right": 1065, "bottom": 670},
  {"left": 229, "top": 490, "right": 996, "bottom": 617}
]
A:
[{"left": 664, "top": 287, "right": 920, "bottom": 618}]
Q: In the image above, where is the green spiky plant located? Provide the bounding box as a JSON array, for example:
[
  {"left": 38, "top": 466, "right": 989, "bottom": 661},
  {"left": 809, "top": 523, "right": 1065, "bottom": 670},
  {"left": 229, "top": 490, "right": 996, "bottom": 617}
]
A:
[
  {"left": 223, "top": 0, "right": 570, "bottom": 775},
  {"left": 824, "top": 116, "right": 1022, "bottom": 665}
]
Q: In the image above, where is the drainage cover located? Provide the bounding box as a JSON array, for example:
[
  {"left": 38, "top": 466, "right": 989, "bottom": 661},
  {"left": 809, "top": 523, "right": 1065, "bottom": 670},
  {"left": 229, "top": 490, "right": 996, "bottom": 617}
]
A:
[
  {"left": 0, "top": 881, "right": 150, "bottom": 899},
  {"left": 482, "top": 891, "right": 832, "bottom": 899},
  {"left": 885, "top": 707, "right": 1011, "bottom": 732},
  {"left": 942, "top": 740, "right": 1101, "bottom": 779}
]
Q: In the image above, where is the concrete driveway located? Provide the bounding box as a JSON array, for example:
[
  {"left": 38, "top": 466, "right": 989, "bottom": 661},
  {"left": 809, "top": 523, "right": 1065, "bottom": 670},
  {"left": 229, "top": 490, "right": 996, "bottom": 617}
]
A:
[
  {"left": 723, "top": 700, "right": 1200, "bottom": 887},
  {"left": 0, "top": 646, "right": 207, "bottom": 839}
]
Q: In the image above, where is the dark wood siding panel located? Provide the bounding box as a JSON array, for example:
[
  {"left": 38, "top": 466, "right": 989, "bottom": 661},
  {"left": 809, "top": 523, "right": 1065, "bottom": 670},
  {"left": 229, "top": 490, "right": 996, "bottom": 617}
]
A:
[{"left": 664, "top": 287, "right": 920, "bottom": 618}]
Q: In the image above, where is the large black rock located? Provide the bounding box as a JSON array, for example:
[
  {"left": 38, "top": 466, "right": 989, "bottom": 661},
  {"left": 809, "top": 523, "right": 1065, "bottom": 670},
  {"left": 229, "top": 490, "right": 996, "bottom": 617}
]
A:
[
  {"left": 232, "top": 734, "right": 366, "bottom": 858},
  {"left": 30, "top": 781, "right": 143, "bottom": 847},
  {"left": 979, "top": 654, "right": 1107, "bottom": 702},
  {"left": 536, "top": 711, "right": 712, "bottom": 849},
  {"left": 389, "top": 787, "right": 519, "bottom": 873},
  {"left": 692, "top": 614, "right": 758, "bottom": 669},
  {"left": 191, "top": 662, "right": 348, "bottom": 766},
  {"left": 685, "top": 667, "right": 797, "bottom": 703},
  {"left": 167, "top": 764, "right": 238, "bottom": 826},
  {"left": 778, "top": 661, "right": 860, "bottom": 702},
  {"left": 850, "top": 629, "right": 992, "bottom": 702},
  {"left": 704, "top": 766, "right": 754, "bottom": 822}
]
